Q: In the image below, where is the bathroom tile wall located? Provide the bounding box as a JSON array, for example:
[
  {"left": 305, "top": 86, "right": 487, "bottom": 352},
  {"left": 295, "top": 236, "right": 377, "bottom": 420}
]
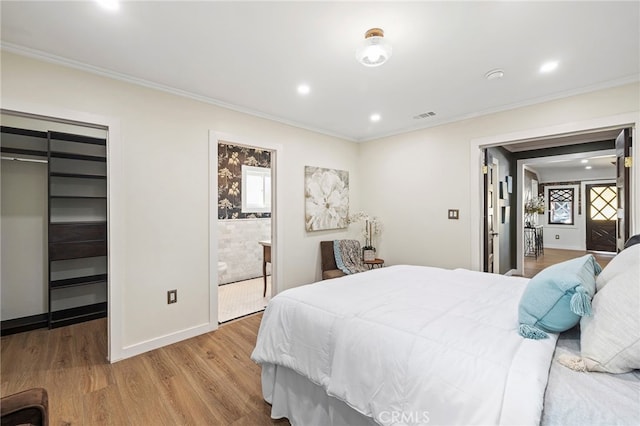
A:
[{"left": 218, "top": 218, "right": 271, "bottom": 284}]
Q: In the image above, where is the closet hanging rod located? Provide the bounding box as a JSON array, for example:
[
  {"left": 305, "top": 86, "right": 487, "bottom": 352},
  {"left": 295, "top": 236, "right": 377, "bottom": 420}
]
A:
[{"left": 1, "top": 156, "right": 48, "bottom": 164}]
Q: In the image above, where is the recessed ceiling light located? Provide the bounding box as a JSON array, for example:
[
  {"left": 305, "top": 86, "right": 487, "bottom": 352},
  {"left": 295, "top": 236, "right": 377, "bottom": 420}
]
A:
[
  {"left": 585, "top": 166, "right": 593, "bottom": 170},
  {"left": 485, "top": 69, "right": 505, "bottom": 80},
  {"left": 95, "top": 0, "right": 120, "bottom": 11},
  {"left": 370, "top": 113, "right": 381, "bottom": 122},
  {"left": 297, "top": 84, "right": 310, "bottom": 95},
  {"left": 540, "top": 61, "right": 559, "bottom": 73}
]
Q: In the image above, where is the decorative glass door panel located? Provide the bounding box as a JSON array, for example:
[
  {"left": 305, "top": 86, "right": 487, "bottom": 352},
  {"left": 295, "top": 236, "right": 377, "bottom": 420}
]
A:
[{"left": 586, "top": 184, "right": 617, "bottom": 252}]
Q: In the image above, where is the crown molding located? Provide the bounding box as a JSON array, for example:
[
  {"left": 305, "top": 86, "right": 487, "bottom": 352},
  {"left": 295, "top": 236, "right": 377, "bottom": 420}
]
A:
[
  {"left": 1, "top": 42, "right": 356, "bottom": 142},
  {"left": 362, "top": 74, "right": 640, "bottom": 142},
  {"left": 3, "top": 42, "right": 637, "bottom": 144}
]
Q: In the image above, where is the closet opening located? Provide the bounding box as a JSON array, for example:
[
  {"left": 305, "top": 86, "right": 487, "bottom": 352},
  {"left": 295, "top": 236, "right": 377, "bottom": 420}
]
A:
[{"left": 1, "top": 112, "right": 109, "bottom": 338}]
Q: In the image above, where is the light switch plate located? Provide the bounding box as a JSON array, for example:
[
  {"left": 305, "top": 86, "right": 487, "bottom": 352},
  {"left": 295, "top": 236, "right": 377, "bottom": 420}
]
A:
[
  {"left": 168, "top": 289, "right": 177, "bottom": 304},
  {"left": 448, "top": 209, "right": 459, "bottom": 220}
]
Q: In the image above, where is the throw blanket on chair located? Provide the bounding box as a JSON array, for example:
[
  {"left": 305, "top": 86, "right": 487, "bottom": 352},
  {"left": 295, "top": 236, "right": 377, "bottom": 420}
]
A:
[{"left": 334, "top": 240, "right": 368, "bottom": 275}]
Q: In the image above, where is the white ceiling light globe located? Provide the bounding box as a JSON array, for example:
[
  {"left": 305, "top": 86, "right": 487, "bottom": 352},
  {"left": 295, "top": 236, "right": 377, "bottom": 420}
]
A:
[{"left": 356, "top": 28, "right": 392, "bottom": 67}]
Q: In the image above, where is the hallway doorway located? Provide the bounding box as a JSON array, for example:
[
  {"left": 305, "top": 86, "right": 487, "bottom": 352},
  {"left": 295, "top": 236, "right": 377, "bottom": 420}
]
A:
[
  {"left": 216, "top": 141, "right": 273, "bottom": 323},
  {"left": 470, "top": 113, "right": 638, "bottom": 275},
  {"left": 209, "top": 130, "right": 283, "bottom": 328}
]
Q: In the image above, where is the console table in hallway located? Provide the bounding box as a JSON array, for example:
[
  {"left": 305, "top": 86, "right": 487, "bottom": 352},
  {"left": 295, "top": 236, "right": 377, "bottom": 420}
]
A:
[{"left": 524, "top": 226, "right": 544, "bottom": 258}]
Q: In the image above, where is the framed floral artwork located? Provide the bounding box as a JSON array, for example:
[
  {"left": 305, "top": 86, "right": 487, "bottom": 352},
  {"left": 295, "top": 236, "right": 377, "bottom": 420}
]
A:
[{"left": 304, "top": 166, "right": 349, "bottom": 231}]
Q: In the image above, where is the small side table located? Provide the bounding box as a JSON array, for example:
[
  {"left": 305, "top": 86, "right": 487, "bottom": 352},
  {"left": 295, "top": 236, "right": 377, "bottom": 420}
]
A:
[
  {"left": 258, "top": 240, "right": 271, "bottom": 297},
  {"left": 364, "top": 258, "right": 384, "bottom": 269}
]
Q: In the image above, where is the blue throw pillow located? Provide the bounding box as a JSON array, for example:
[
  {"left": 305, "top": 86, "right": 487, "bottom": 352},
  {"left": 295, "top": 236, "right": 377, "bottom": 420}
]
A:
[{"left": 518, "top": 254, "right": 602, "bottom": 339}]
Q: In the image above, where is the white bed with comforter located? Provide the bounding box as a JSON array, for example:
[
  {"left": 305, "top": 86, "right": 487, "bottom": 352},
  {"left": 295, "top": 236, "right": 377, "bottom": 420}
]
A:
[
  {"left": 252, "top": 265, "right": 559, "bottom": 425},
  {"left": 253, "top": 244, "right": 640, "bottom": 426}
]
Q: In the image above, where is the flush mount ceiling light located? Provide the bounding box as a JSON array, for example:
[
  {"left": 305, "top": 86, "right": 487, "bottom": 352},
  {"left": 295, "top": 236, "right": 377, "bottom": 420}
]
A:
[{"left": 356, "top": 28, "right": 392, "bottom": 67}]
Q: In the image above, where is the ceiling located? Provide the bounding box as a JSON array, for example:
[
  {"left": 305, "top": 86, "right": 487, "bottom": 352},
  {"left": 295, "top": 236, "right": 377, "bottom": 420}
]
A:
[
  {"left": 1, "top": 1, "right": 639, "bottom": 142},
  {"left": 526, "top": 151, "right": 616, "bottom": 181}
]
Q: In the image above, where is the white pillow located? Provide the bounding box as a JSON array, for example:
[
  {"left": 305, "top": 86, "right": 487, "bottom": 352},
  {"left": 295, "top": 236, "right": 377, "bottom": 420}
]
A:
[
  {"left": 579, "top": 268, "right": 640, "bottom": 373},
  {"left": 596, "top": 243, "right": 640, "bottom": 291}
]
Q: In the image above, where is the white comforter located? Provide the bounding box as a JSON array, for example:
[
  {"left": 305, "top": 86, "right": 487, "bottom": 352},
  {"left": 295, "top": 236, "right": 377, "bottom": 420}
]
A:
[{"left": 251, "top": 265, "right": 558, "bottom": 426}]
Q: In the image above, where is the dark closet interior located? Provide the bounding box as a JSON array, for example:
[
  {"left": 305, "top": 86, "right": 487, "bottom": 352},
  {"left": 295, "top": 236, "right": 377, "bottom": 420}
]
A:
[{"left": 1, "top": 123, "right": 108, "bottom": 334}]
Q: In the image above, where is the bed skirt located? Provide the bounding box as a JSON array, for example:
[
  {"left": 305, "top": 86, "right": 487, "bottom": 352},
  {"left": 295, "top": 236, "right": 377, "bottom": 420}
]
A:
[{"left": 262, "top": 363, "right": 377, "bottom": 426}]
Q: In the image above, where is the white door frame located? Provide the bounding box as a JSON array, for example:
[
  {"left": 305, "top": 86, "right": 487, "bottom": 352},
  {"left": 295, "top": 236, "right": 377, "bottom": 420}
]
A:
[
  {"left": 208, "top": 131, "right": 283, "bottom": 327},
  {"left": 469, "top": 112, "right": 640, "bottom": 272},
  {"left": 490, "top": 157, "right": 500, "bottom": 273},
  {"left": 1, "top": 99, "right": 124, "bottom": 362}
]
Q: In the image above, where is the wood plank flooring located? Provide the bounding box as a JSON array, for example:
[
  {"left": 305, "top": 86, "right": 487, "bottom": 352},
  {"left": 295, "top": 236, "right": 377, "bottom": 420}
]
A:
[
  {"left": 1, "top": 314, "right": 289, "bottom": 426},
  {"left": 523, "top": 248, "right": 615, "bottom": 278}
]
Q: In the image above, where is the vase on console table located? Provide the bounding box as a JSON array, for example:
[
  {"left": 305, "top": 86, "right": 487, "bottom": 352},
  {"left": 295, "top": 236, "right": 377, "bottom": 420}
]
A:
[{"left": 525, "top": 212, "right": 537, "bottom": 227}]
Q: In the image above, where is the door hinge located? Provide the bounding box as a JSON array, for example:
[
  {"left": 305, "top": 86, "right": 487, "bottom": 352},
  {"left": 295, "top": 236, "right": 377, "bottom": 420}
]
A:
[
  {"left": 482, "top": 165, "right": 488, "bottom": 174},
  {"left": 624, "top": 156, "right": 632, "bottom": 168}
]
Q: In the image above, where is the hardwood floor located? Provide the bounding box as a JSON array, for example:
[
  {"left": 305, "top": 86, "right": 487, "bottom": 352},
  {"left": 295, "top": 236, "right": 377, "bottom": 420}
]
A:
[
  {"left": 1, "top": 314, "right": 289, "bottom": 426},
  {"left": 523, "top": 248, "right": 615, "bottom": 278}
]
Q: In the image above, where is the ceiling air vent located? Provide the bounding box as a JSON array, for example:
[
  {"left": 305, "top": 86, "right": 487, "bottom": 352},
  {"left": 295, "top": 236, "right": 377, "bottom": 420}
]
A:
[{"left": 413, "top": 112, "right": 436, "bottom": 119}]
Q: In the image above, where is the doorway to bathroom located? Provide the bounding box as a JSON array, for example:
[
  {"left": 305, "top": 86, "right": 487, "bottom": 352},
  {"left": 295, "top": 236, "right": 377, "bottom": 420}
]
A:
[{"left": 217, "top": 142, "right": 273, "bottom": 323}]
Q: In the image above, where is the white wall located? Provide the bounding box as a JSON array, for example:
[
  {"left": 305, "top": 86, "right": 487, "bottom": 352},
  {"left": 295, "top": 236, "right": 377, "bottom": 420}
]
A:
[
  {"left": 1, "top": 160, "right": 48, "bottom": 320},
  {"left": 541, "top": 184, "right": 583, "bottom": 250},
  {"left": 360, "top": 83, "right": 639, "bottom": 269},
  {"left": 523, "top": 168, "right": 539, "bottom": 203},
  {"left": 0, "top": 52, "right": 360, "bottom": 359}
]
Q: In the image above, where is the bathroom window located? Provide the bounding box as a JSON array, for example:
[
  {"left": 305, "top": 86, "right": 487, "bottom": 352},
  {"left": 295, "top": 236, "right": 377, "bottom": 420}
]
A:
[{"left": 242, "top": 165, "right": 271, "bottom": 213}]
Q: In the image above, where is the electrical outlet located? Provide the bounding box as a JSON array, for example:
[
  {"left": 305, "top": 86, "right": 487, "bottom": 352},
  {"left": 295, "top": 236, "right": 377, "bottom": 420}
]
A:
[
  {"left": 167, "top": 289, "right": 177, "bottom": 304},
  {"left": 555, "top": 235, "right": 560, "bottom": 240}
]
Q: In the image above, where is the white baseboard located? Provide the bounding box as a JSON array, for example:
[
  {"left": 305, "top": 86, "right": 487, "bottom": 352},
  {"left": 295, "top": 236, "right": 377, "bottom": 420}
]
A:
[
  {"left": 504, "top": 269, "right": 517, "bottom": 276},
  {"left": 543, "top": 244, "right": 585, "bottom": 251},
  {"left": 113, "top": 321, "right": 216, "bottom": 362}
]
